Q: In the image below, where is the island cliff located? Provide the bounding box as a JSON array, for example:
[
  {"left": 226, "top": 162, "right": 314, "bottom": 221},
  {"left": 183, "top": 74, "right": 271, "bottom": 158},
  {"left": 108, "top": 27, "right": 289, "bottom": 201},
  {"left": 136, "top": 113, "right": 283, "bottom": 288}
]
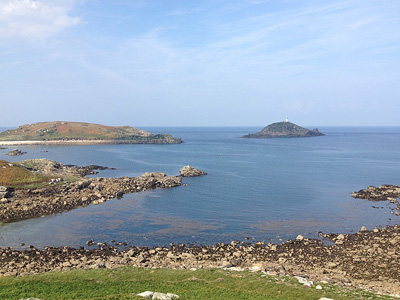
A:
[
  {"left": 242, "top": 121, "right": 324, "bottom": 139},
  {"left": 0, "top": 121, "right": 182, "bottom": 145}
]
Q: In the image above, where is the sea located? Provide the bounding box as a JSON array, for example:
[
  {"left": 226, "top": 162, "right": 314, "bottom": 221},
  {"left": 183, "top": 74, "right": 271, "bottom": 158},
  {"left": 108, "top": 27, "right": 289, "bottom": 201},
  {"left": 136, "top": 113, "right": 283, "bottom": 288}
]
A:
[{"left": 0, "top": 126, "right": 399, "bottom": 249}]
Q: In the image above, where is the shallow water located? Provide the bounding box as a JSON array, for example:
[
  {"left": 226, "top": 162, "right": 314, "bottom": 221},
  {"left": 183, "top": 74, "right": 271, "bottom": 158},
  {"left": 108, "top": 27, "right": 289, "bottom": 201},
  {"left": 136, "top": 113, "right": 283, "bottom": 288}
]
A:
[{"left": 0, "top": 126, "right": 399, "bottom": 248}]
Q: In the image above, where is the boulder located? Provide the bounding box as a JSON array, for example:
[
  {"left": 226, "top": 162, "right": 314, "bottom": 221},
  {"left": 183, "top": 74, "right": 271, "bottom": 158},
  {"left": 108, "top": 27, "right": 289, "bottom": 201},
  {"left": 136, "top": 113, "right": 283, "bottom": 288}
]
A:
[
  {"left": 337, "top": 234, "right": 345, "bottom": 240},
  {"left": 0, "top": 186, "right": 11, "bottom": 198}
]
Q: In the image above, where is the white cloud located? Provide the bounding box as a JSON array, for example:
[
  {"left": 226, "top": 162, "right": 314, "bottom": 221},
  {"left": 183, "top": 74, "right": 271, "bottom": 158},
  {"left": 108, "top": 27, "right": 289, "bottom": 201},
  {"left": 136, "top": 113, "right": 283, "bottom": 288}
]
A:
[{"left": 0, "top": 0, "right": 80, "bottom": 39}]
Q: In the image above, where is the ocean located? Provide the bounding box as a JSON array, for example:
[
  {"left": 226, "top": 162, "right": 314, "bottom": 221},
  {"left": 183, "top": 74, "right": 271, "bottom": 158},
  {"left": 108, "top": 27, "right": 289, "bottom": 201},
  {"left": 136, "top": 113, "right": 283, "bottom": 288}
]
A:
[{"left": 1, "top": 126, "right": 399, "bottom": 248}]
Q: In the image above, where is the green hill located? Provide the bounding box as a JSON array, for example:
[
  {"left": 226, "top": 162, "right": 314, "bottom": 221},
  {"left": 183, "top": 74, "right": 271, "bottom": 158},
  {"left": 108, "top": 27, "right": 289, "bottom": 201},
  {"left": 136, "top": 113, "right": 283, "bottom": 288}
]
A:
[{"left": 0, "top": 121, "right": 182, "bottom": 144}]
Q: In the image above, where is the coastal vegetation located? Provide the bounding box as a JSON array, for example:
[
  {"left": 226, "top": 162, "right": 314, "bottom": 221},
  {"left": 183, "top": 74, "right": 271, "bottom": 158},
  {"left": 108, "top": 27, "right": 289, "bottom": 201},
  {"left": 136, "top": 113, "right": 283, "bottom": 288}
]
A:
[
  {"left": 0, "top": 160, "right": 52, "bottom": 188},
  {"left": 0, "top": 267, "right": 394, "bottom": 300},
  {"left": 0, "top": 121, "right": 182, "bottom": 144}
]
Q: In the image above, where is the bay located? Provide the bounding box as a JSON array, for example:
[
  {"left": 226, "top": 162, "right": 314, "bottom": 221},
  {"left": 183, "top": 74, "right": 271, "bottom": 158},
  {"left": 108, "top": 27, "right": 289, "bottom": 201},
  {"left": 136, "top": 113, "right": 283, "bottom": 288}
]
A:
[{"left": 0, "top": 126, "right": 399, "bottom": 248}]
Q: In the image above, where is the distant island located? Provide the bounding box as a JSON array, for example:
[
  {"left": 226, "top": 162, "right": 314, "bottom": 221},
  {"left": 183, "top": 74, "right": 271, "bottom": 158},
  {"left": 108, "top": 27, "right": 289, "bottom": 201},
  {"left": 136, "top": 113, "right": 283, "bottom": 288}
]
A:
[
  {"left": 243, "top": 120, "right": 324, "bottom": 139},
  {"left": 0, "top": 121, "right": 182, "bottom": 145}
]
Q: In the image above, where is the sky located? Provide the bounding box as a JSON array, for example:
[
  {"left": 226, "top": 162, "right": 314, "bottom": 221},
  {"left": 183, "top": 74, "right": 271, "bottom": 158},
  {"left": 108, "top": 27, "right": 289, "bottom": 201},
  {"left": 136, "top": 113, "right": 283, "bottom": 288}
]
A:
[{"left": 1, "top": 0, "right": 400, "bottom": 127}]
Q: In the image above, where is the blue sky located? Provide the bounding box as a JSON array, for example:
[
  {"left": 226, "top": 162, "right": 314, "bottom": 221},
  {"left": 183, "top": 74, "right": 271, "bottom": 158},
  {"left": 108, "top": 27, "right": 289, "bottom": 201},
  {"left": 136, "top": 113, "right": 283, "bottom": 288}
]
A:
[{"left": 1, "top": 0, "right": 399, "bottom": 127}]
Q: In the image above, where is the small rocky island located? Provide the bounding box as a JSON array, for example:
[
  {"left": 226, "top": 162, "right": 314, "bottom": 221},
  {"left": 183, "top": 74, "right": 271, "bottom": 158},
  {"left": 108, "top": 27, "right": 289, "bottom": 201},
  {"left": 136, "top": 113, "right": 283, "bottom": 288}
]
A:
[
  {"left": 0, "top": 121, "right": 182, "bottom": 145},
  {"left": 243, "top": 120, "right": 324, "bottom": 139},
  {"left": 6, "top": 149, "right": 26, "bottom": 156}
]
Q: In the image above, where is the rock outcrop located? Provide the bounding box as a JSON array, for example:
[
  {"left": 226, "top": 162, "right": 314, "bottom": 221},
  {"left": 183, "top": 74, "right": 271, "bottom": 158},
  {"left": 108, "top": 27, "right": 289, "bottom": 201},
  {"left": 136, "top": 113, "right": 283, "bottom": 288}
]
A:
[
  {"left": 243, "top": 122, "right": 324, "bottom": 139},
  {"left": 18, "top": 159, "right": 114, "bottom": 177},
  {"left": 352, "top": 184, "right": 400, "bottom": 214},
  {"left": 6, "top": 149, "right": 26, "bottom": 156},
  {"left": 179, "top": 166, "right": 207, "bottom": 177}
]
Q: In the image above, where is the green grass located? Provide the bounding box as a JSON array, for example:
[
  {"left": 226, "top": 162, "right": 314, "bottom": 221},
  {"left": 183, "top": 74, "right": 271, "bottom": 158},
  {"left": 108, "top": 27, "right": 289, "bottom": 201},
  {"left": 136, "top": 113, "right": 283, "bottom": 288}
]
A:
[
  {"left": 0, "top": 267, "right": 395, "bottom": 300},
  {"left": 0, "top": 160, "right": 51, "bottom": 187},
  {"left": 0, "top": 160, "right": 81, "bottom": 189}
]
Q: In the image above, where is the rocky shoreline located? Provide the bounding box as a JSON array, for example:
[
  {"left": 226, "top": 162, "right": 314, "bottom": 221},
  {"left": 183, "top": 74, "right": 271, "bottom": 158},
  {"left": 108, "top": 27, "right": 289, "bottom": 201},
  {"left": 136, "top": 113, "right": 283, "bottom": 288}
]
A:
[
  {"left": 0, "top": 173, "right": 182, "bottom": 222},
  {"left": 1, "top": 162, "right": 399, "bottom": 297},
  {"left": 0, "top": 225, "right": 398, "bottom": 297},
  {"left": 352, "top": 184, "right": 400, "bottom": 214},
  {"left": 0, "top": 163, "right": 206, "bottom": 223}
]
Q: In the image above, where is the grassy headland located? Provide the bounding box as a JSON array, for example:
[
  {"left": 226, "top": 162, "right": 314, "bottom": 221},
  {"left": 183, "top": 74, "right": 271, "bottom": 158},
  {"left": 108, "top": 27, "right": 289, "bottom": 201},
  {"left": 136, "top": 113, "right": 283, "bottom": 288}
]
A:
[{"left": 0, "top": 267, "right": 394, "bottom": 300}]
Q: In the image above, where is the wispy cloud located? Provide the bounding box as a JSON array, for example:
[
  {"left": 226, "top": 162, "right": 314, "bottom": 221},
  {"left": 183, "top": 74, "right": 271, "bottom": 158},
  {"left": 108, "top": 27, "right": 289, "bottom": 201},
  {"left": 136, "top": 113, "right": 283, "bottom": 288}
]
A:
[
  {"left": 0, "top": 0, "right": 80, "bottom": 39},
  {"left": 1, "top": 0, "right": 399, "bottom": 126}
]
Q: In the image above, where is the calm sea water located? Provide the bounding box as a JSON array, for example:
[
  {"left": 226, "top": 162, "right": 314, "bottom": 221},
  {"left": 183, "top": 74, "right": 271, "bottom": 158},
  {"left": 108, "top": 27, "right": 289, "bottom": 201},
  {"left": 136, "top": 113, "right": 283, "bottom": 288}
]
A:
[{"left": 0, "top": 126, "right": 399, "bottom": 248}]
